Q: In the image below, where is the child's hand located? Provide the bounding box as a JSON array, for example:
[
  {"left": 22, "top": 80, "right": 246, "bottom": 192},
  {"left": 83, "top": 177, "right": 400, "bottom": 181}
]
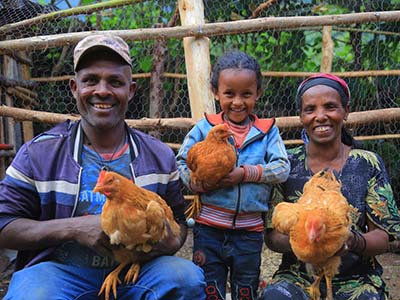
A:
[
  {"left": 189, "top": 181, "right": 207, "bottom": 193},
  {"left": 218, "top": 167, "right": 245, "bottom": 187}
]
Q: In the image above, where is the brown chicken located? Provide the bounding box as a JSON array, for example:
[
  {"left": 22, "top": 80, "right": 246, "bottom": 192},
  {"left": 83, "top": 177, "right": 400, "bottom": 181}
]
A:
[
  {"left": 272, "top": 170, "right": 357, "bottom": 300},
  {"left": 93, "top": 169, "right": 181, "bottom": 300},
  {"left": 186, "top": 123, "right": 236, "bottom": 218}
]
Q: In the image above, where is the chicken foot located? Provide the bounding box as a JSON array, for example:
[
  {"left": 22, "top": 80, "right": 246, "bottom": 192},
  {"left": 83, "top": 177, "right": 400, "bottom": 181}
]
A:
[
  {"left": 124, "top": 263, "right": 140, "bottom": 284},
  {"left": 307, "top": 272, "right": 323, "bottom": 300},
  {"left": 324, "top": 274, "right": 334, "bottom": 300},
  {"left": 99, "top": 262, "right": 128, "bottom": 300}
]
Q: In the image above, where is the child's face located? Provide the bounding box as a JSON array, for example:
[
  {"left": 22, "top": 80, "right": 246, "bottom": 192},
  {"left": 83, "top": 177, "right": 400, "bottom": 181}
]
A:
[{"left": 213, "top": 68, "right": 261, "bottom": 124}]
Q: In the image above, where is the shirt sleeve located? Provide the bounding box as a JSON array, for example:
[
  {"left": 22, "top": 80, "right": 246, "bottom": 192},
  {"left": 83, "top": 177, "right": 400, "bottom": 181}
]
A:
[
  {"left": 175, "top": 124, "right": 204, "bottom": 189},
  {"left": 0, "top": 144, "right": 40, "bottom": 230},
  {"left": 365, "top": 153, "right": 400, "bottom": 240},
  {"left": 258, "top": 125, "right": 290, "bottom": 184}
]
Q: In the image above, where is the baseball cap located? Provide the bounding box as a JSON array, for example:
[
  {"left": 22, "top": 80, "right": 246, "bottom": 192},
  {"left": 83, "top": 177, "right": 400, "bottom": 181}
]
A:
[{"left": 73, "top": 34, "right": 132, "bottom": 71}]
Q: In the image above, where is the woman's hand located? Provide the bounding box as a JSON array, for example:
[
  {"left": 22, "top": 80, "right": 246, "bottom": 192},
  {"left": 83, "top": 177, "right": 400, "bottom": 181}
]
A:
[{"left": 264, "top": 229, "right": 292, "bottom": 253}]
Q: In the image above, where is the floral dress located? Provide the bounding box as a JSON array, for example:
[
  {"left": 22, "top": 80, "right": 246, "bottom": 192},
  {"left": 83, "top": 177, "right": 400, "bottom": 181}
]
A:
[{"left": 265, "top": 145, "right": 400, "bottom": 300}]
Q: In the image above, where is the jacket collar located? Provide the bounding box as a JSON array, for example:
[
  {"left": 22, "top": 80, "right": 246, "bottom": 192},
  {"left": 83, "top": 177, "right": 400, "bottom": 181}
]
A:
[
  {"left": 72, "top": 121, "right": 138, "bottom": 164},
  {"left": 204, "top": 112, "right": 275, "bottom": 134}
]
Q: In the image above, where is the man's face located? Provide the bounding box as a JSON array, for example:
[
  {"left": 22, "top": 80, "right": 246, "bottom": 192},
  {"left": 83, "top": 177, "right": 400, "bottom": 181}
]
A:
[{"left": 70, "top": 55, "right": 136, "bottom": 132}]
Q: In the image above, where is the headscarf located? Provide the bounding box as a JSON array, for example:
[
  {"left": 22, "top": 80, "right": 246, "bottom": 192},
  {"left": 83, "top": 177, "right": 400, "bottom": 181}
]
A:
[
  {"left": 295, "top": 73, "right": 350, "bottom": 110},
  {"left": 296, "top": 73, "right": 359, "bottom": 147}
]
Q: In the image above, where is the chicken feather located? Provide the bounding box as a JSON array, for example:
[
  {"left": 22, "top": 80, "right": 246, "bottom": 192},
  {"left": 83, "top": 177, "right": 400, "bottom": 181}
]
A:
[
  {"left": 93, "top": 170, "right": 181, "bottom": 300},
  {"left": 272, "top": 169, "right": 357, "bottom": 300},
  {"left": 185, "top": 123, "right": 236, "bottom": 219}
]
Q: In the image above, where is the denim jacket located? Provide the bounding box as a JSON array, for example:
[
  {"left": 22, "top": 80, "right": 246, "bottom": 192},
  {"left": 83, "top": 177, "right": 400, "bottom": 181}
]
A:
[
  {"left": 176, "top": 112, "right": 290, "bottom": 214},
  {"left": 0, "top": 120, "right": 185, "bottom": 270}
]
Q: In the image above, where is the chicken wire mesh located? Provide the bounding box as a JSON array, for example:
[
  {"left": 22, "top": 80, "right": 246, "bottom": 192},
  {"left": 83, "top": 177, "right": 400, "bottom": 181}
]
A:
[{"left": 0, "top": 0, "right": 399, "bottom": 201}]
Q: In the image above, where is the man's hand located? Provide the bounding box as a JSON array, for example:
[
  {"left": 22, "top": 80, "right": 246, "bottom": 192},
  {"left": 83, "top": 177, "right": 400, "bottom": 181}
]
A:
[
  {"left": 134, "top": 223, "right": 187, "bottom": 264},
  {"left": 72, "top": 215, "right": 114, "bottom": 257}
]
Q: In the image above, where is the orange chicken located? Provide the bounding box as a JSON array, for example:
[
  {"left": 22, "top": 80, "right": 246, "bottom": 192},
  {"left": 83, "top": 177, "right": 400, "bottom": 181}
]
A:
[
  {"left": 272, "top": 170, "right": 357, "bottom": 300},
  {"left": 186, "top": 123, "right": 236, "bottom": 218},
  {"left": 93, "top": 170, "right": 181, "bottom": 300}
]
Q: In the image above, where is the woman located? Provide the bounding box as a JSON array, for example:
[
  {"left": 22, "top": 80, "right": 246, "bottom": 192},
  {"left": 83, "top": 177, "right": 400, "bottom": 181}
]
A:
[{"left": 260, "top": 73, "right": 400, "bottom": 300}]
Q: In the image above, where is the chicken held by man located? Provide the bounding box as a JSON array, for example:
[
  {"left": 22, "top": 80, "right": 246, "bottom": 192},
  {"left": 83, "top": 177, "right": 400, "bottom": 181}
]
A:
[{"left": 93, "top": 169, "right": 181, "bottom": 300}]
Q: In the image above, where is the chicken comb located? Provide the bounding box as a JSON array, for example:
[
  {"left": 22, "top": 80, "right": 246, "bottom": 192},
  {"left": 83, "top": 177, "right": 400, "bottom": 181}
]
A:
[{"left": 98, "top": 167, "right": 108, "bottom": 183}]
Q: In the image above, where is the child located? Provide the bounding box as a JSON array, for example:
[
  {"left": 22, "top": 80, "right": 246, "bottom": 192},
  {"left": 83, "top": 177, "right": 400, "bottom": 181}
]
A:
[{"left": 176, "top": 50, "right": 290, "bottom": 300}]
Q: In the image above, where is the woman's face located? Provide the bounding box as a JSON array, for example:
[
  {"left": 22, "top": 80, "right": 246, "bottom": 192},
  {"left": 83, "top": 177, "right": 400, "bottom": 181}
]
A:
[{"left": 300, "top": 85, "right": 349, "bottom": 145}]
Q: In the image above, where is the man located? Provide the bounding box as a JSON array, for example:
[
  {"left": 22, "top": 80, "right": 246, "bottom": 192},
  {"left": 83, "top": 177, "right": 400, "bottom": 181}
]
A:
[{"left": 0, "top": 33, "right": 205, "bottom": 300}]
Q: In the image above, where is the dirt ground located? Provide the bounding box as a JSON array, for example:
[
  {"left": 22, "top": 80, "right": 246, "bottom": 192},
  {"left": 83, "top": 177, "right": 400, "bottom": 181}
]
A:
[{"left": 0, "top": 230, "right": 399, "bottom": 299}]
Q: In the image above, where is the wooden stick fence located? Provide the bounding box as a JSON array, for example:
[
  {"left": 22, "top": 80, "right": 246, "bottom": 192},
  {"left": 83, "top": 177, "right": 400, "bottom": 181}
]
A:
[
  {"left": 1, "top": 11, "right": 400, "bottom": 53},
  {"left": 25, "top": 69, "right": 400, "bottom": 83},
  {"left": 1, "top": 105, "right": 400, "bottom": 132}
]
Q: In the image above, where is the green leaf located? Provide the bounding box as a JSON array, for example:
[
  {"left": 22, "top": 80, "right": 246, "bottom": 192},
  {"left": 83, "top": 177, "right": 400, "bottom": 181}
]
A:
[{"left": 139, "top": 56, "right": 153, "bottom": 72}]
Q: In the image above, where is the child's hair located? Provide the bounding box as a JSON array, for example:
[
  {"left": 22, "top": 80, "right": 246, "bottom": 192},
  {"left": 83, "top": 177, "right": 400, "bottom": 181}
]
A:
[{"left": 210, "top": 50, "right": 262, "bottom": 91}]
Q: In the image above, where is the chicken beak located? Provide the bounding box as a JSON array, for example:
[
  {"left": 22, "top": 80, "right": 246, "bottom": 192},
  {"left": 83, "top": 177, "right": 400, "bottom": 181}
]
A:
[
  {"left": 93, "top": 183, "right": 103, "bottom": 194},
  {"left": 309, "top": 232, "right": 317, "bottom": 242}
]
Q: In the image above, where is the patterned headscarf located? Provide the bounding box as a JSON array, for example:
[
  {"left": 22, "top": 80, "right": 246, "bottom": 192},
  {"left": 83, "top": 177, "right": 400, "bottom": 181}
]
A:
[{"left": 295, "top": 73, "right": 351, "bottom": 110}]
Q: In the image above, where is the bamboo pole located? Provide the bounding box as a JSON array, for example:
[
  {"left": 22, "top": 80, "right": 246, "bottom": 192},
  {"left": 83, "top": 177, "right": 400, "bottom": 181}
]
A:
[
  {"left": 1, "top": 11, "right": 399, "bottom": 52},
  {"left": 1, "top": 105, "right": 399, "bottom": 131},
  {"left": 178, "top": 0, "right": 215, "bottom": 120}
]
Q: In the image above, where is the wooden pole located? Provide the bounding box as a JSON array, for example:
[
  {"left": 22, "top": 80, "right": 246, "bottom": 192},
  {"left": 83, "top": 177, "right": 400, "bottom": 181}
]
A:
[
  {"left": 2, "top": 11, "right": 399, "bottom": 52},
  {"left": 0, "top": 86, "right": 4, "bottom": 178},
  {"left": 178, "top": 0, "right": 214, "bottom": 120},
  {"left": 20, "top": 51, "right": 34, "bottom": 142},
  {"left": 3, "top": 55, "right": 16, "bottom": 168},
  {"left": 0, "top": 0, "right": 146, "bottom": 35},
  {"left": 167, "top": 134, "right": 400, "bottom": 150},
  {"left": 28, "top": 69, "right": 400, "bottom": 83},
  {"left": 320, "top": 26, "right": 333, "bottom": 72},
  {"left": 1, "top": 105, "right": 399, "bottom": 132}
]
